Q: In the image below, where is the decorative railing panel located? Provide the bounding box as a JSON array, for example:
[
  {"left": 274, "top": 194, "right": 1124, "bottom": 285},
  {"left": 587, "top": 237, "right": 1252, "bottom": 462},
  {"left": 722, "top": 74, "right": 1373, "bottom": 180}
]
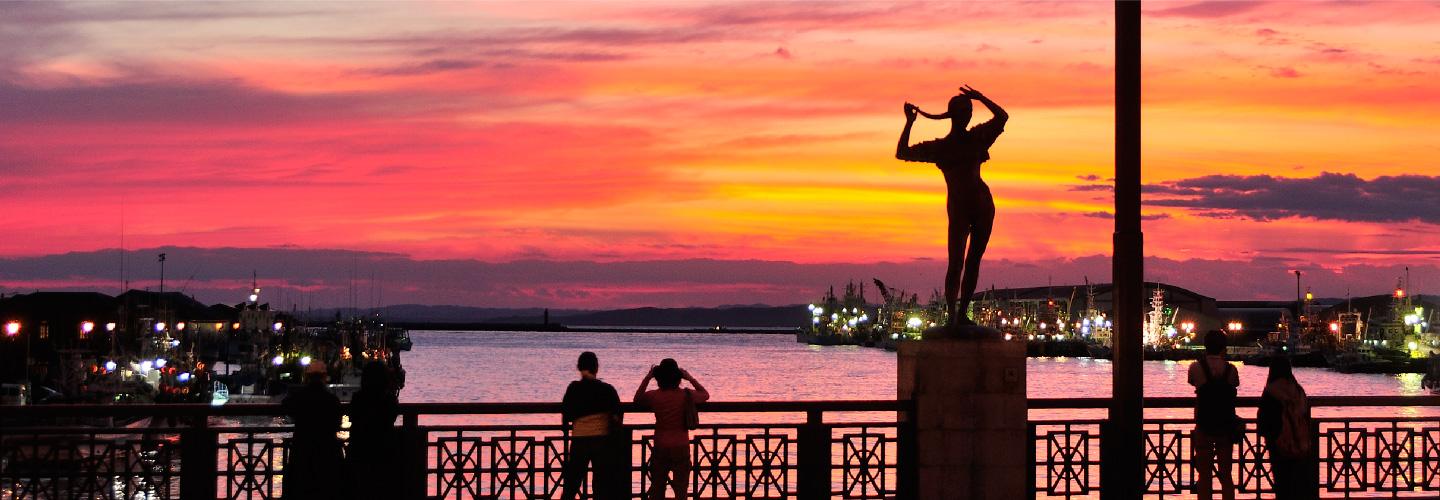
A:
[
  {"left": 5, "top": 397, "right": 1440, "bottom": 499},
  {"left": 1028, "top": 396, "right": 1440, "bottom": 499}
]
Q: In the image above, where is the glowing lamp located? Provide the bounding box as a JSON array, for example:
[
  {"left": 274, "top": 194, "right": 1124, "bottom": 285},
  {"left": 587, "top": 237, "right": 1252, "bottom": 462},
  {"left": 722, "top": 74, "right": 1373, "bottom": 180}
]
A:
[
  {"left": 300, "top": 356, "right": 312, "bottom": 366},
  {"left": 140, "top": 360, "right": 153, "bottom": 373},
  {"left": 6, "top": 322, "right": 20, "bottom": 336},
  {"left": 272, "top": 355, "right": 284, "bottom": 366},
  {"left": 273, "top": 322, "right": 283, "bottom": 332},
  {"left": 169, "top": 339, "right": 181, "bottom": 348},
  {"left": 81, "top": 321, "right": 95, "bottom": 333},
  {"left": 106, "top": 323, "right": 116, "bottom": 331},
  {"left": 232, "top": 322, "right": 240, "bottom": 330},
  {"left": 155, "top": 322, "right": 166, "bottom": 332},
  {"left": 176, "top": 322, "right": 186, "bottom": 331},
  {"left": 178, "top": 373, "right": 191, "bottom": 382},
  {"left": 104, "top": 360, "right": 117, "bottom": 372},
  {"left": 155, "top": 358, "right": 167, "bottom": 369}
]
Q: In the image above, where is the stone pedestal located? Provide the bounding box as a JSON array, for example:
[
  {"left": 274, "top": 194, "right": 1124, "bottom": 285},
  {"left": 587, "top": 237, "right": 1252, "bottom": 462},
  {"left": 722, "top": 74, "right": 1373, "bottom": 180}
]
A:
[{"left": 898, "top": 338, "right": 1027, "bottom": 500}]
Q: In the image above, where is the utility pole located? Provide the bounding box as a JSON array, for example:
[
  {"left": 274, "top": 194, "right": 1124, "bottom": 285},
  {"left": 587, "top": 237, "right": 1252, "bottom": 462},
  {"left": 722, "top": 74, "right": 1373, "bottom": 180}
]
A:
[{"left": 1104, "top": 1, "right": 1144, "bottom": 499}]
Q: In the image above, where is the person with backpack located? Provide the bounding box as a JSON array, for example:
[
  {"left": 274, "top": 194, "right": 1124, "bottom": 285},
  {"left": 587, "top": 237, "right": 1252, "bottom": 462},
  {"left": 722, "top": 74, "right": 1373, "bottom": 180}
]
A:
[
  {"left": 1189, "top": 329, "right": 1240, "bottom": 500},
  {"left": 634, "top": 358, "right": 709, "bottom": 500},
  {"left": 1258, "top": 355, "right": 1317, "bottom": 499},
  {"left": 561, "top": 352, "right": 624, "bottom": 500}
]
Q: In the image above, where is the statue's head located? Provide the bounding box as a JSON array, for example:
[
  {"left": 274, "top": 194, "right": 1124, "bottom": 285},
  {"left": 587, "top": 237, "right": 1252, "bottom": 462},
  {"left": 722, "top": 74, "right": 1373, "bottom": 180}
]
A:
[{"left": 944, "top": 94, "right": 973, "bottom": 125}]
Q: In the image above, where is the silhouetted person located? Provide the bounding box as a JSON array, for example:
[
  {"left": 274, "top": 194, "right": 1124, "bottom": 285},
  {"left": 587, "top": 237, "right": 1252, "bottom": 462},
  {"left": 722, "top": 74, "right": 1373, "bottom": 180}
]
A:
[
  {"left": 346, "top": 361, "right": 401, "bottom": 500},
  {"left": 281, "top": 363, "right": 344, "bottom": 500},
  {"left": 561, "top": 352, "right": 623, "bottom": 500},
  {"left": 897, "top": 85, "right": 1008, "bottom": 328},
  {"left": 1189, "top": 330, "right": 1239, "bottom": 500},
  {"left": 634, "top": 358, "right": 709, "bottom": 500},
  {"left": 1258, "top": 356, "right": 1317, "bottom": 500}
]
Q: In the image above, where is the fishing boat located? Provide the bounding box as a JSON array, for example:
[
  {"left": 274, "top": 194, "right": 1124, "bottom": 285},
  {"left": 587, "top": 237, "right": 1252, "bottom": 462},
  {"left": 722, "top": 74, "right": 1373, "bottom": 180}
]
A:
[{"left": 798, "top": 281, "right": 873, "bottom": 346}]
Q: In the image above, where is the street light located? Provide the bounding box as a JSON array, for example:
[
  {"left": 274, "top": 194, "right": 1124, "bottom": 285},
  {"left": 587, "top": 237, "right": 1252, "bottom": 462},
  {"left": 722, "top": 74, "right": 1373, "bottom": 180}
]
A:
[{"left": 5, "top": 322, "right": 18, "bottom": 336}]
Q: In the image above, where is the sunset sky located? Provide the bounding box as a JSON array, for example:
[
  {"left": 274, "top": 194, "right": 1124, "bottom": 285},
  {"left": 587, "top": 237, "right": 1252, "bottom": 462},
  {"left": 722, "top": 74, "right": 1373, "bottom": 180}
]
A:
[{"left": 2, "top": 1, "right": 1438, "bottom": 309}]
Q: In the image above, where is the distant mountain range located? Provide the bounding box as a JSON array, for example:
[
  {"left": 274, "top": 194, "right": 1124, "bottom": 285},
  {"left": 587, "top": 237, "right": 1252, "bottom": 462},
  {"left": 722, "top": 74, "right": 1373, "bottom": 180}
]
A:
[{"left": 298, "top": 304, "right": 812, "bottom": 328}]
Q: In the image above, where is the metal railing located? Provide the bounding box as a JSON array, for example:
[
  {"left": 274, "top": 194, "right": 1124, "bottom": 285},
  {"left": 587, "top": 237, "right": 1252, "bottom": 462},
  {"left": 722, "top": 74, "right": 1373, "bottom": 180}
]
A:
[
  {"left": 1030, "top": 396, "right": 1440, "bottom": 499},
  {"left": 1, "top": 401, "right": 906, "bottom": 500},
  {"left": 4, "top": 397, "right": 1440, "bottom": 499}
]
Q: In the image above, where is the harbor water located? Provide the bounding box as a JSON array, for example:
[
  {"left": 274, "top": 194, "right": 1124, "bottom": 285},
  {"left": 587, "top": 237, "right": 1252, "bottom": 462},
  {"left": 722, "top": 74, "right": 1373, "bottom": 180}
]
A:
[{"left": 400, "top": 329, "right": 1438, "bottom": 421}]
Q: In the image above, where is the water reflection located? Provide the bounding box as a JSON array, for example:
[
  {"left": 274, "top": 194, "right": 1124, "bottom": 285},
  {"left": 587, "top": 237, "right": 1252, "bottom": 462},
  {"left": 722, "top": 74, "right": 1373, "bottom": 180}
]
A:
[{"left": 402, "top": 331, "right": 1439, "bottom": 422}]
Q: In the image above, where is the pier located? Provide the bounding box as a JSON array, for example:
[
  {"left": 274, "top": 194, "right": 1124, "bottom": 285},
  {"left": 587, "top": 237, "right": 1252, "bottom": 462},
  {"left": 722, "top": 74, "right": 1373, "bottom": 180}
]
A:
[{"left": 4, "top": 396, "right": 1440, "bottom": 499}]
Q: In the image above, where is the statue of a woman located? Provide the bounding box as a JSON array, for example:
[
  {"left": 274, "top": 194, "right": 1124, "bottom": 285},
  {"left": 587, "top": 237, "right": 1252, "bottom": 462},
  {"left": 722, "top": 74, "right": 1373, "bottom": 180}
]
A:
[{"left": 896, "top": 85, "right": 1008, "bottom": 329}]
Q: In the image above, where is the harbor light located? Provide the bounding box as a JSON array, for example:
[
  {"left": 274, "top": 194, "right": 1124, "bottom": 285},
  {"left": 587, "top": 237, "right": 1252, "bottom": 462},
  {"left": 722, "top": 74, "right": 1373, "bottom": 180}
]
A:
[
  {"left": 104, "top": 360, "right": 117, "bottom": 372},
  {"left": 1330, "top": 323, "right": 1340, "bottom": 332},
  {"left": 140, "top": 360, "right": 153, "bottom": 373},
  {"left": 106, "top": 323, "right": 116, "bottom": 331},
  {"left": 807, "top": 304, "right": 816, "bottom": 311},
  {"left": 1004, "top": 333, "right": 1013, "bottom": 341},
  {"left": 178, "top": 372, "right": 191, "bottom": 382},
  {"left": 812, "top": 317, "right": 820, "bottom": 324},
  {"left": 232, "top": 322, "right": 240, "bottom": 330},
  {"left": 1082, "top": 326, "right": 1091, "bottom": 335},
  {"left": 907, "top": 317, "right": 923, "bottom": 328},
  {"left": 300, "top": 356, "right": 312, "bottom": 366},
  {"left": 155, "top": 322, "right": 166, "bottom": 332},
  {"left": 272, "top": 355, "right": 284, "bottom": 366},
  {"left": 6, "top": 321, "right": 20, "bottom": 336},
  {"left": 176, "top": 322, "right": 185, "bottom": 331},
  {"left": 273, "top": 322, "right": 283, "bottom": 332},
  {"left": 81, "top": 321, "right": 94, "bottom": 334},
  {"left": 155, "top": 358, "right": 167, "bottom": 369},
  {"left": 169, "top": 339, "right": 181, "bottom": 348}
]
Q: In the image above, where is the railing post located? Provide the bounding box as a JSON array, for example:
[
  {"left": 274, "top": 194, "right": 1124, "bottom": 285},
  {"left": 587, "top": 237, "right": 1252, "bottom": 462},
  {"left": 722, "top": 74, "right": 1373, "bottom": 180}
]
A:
[
  {"left": 402, "top": 411, "right": 428, "bottom": 500},
  {"left": 617, "top": 423, "right": 634, "bottom": 500},
  {"left": 179, "top": 409, "right": 219, "bottom": 500},
  {"left": 797, "top": 409, "right": 827, "bottom": 500},
  {"left": 898, "top": 399, "right": 917, "bottom": 500}
]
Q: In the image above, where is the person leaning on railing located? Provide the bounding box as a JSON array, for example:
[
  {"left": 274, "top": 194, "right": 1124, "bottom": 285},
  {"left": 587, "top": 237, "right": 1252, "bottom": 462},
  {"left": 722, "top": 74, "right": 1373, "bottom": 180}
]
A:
[{"left": 634, "top": 358, "right": 709, "bottom": 500}]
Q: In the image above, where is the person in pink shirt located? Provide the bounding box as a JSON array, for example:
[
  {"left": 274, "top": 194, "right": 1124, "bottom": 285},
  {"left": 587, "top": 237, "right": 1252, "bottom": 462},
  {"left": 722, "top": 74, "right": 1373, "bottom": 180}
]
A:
[{"left": 633, "top": 358, "right": 709, "bottom": 500}]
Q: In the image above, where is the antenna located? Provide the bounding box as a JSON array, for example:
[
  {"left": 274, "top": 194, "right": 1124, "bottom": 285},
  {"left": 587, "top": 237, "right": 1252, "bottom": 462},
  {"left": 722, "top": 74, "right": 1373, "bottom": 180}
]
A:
[{"left": 119, "top": 198, "right": 126, "bottom": 293}]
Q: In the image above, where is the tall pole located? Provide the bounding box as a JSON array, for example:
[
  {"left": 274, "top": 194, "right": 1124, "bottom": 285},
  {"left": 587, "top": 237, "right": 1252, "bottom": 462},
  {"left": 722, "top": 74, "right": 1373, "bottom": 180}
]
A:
[{"left": 1105, "top": 1, "right": 1144, "bottom": 499}]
